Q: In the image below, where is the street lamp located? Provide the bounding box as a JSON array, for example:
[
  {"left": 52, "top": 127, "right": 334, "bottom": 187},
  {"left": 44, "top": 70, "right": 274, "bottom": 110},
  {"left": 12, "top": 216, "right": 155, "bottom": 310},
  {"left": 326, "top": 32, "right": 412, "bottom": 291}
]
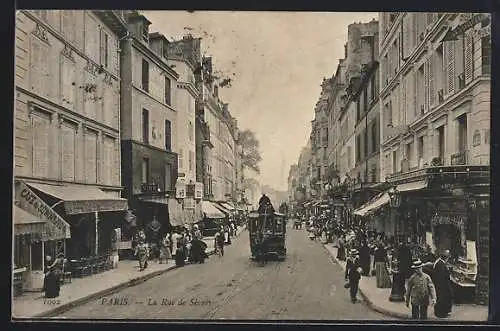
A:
[{"left": 387, "top": 185, "right": 405, "bottom": 302}]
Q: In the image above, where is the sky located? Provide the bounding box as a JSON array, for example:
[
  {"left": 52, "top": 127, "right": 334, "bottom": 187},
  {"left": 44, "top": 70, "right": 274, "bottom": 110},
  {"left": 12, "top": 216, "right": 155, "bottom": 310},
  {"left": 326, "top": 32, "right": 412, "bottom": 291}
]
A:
[{"left": 144, "top": 11, "right": 378, "bottom": 191}]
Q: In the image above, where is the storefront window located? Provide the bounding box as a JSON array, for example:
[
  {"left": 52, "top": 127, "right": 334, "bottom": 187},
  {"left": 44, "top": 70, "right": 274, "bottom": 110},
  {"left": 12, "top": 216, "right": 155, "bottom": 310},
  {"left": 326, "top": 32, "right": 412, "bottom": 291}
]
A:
[{"left": 31, "top": 242, "right": 43, "bottom": 271}]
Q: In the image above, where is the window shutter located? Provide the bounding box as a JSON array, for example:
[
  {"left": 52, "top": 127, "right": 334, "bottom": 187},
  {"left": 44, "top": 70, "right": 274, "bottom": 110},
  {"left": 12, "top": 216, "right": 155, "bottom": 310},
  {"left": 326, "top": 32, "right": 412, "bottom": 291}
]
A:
[
  {"left": 446, "top": 40, "right": 456, "bottom": 95},
  {"left": 32, "top": 114, "right": 50, "bottom": 178},
  {"left": 403, "top": 15, "right": 410, "bottom": 59},
  {"left": 61, "top": 123, "right": 76, "bottom": 181},
  {"left": 61, "top": 59, "right": 76, "bottom": 107},
  {"left": 402, "top": 75, "right": 407, "bottom": 124},
  {"left": 85, "top": 130, "right": 98, "bottom": 183},
  {"left": 464, "top": 30, "right": 474, "bottom": 83},
  {"left": 30, "top": 40, "right": 41, "bottom": 94},
  {"left": 424, "top": 60, "right": 429, "bottom": 113},
  {"left": 428, "top": 55, "right": 435, "bottom": 107}
]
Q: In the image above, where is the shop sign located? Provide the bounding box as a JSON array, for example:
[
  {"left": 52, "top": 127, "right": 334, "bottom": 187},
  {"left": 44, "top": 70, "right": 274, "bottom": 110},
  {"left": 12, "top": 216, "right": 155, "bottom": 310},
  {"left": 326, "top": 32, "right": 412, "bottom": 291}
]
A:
[
  {"left": 194, "top": 182, "right": 203, "bottom": 199},
  {"left": 175, "top": 178, "right": 186, "bottom": 199},
  {"left": 442, "top": 13, "right": 490, "bottom": 42},
  {"left": 186, "top": 183, "right": 195, "bottom": 197},
  {"left": 17, "top": 181, "right": 71, "bottom": 239}
]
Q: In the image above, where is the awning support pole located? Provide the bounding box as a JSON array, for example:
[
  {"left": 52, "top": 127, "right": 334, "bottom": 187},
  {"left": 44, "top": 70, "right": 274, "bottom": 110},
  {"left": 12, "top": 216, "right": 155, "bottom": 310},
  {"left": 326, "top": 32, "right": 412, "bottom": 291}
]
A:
[{"left": 95, "top": 211, "right": 99, "bottom": 256}]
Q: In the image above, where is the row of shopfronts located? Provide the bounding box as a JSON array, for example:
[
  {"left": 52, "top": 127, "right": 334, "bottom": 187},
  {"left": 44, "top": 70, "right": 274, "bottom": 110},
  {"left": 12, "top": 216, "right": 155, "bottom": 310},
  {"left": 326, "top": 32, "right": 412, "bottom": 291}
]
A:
[
  {"left": 13, "top": 177, "right": 247, "bottom": 293},
  {"left": 297, "top": 164, "right": 489, "bottom": 305}
]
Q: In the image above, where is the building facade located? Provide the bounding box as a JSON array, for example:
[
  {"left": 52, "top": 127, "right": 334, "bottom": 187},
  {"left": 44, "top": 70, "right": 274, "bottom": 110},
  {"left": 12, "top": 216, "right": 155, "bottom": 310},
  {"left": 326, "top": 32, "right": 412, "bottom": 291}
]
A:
[
  {"left": 14, "top": 10, "right": 128, "bottom": 290},
  {"left": 378, "top": 12, "right": 490, "bottom": 304},
  {"left": 120, "top": 12, "right": 180, "bottom": 240}
]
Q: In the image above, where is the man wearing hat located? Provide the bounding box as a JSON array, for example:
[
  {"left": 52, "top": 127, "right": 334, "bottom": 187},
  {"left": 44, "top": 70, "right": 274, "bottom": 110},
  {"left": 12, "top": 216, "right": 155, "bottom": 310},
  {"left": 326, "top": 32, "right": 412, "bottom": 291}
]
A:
[
  {"left": 345, "top": 249, "right": 362, "bottom": 303},
  {"left": 431, "top": 249, "right": 453, "bottom": 318},
  {"left": 406, "top": 260, "right": 436, "bottom": 320}
]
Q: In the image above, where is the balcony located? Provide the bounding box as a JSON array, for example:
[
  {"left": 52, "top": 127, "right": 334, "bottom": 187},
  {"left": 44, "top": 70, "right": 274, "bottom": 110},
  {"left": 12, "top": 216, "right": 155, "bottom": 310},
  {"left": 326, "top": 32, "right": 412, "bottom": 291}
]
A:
[{"left": 451, "top": 150, "right": 469, "bottom": 166}]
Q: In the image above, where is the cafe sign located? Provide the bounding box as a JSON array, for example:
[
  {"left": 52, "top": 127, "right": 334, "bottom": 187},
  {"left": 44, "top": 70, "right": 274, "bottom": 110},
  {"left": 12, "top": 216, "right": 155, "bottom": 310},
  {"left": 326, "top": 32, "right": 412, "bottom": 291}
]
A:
[{"left": 17, "top": 181, "right": 71, "bottom": 239}]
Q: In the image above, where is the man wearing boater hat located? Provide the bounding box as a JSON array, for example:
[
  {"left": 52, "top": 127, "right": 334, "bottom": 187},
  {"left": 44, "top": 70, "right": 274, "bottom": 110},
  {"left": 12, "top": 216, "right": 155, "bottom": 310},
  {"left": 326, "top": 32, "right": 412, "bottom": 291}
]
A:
[
  {"left": 406, "top": 260, "right": 436, "bottom": 320},
  {"left": 345, "top": 249, "right": 362, "bottom": 303}
]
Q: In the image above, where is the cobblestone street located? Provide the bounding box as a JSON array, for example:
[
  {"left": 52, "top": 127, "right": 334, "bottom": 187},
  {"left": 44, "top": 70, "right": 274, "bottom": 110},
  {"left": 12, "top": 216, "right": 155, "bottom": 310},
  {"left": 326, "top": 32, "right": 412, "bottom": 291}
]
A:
[{"left": 59, "top": 224, "right": 390, "bottom": 320}]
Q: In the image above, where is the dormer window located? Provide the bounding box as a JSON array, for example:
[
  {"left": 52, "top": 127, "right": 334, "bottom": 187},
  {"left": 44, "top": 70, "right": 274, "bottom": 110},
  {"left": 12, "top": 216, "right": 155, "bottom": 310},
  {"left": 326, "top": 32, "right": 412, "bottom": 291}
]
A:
[{"left": 142, "top": 23, "right": 149, "bottom": 43}]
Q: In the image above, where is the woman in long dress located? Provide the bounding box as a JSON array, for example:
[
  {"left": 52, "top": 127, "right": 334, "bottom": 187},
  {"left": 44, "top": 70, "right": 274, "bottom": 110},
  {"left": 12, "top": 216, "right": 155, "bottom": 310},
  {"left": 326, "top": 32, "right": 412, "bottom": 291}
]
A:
[
  {"left": 43, "top": 255, "right": 62, "bottom": 298},
  {"left": 337, "top": 235, "right": 346, "bottom": 261},
  {"left": 373, "top": 242, "right": 392, "bottom": 288}
]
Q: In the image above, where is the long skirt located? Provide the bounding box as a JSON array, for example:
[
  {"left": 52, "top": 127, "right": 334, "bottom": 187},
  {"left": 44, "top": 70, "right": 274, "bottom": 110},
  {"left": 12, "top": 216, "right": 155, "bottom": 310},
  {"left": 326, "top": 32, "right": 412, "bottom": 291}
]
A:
[
  {"left": 43, "top": 273, "right": 61, "bottom": 298},
  {"left": 375, "top": 262, "right": 392, "bottom": 288},
  {"left": 337, "top": 245, "right": 346, "bottom": 261}
]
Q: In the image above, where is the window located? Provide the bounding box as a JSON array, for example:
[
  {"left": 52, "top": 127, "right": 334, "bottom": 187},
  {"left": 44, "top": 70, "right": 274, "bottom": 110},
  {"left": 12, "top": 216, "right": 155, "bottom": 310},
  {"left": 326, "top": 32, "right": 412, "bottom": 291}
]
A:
[
  {"left": 164, "top": 164, "right": 172, "bottom": 191},
  {"left": 60, "top": 58, "right": 76, "bottom": 107},
  {"left": 417, "top": 136, "right": 424, "bottom": 162},
  {"left": 385, "top": 102, "right": 392, "bottom": 126},
  {"left": 103, "top": 136, "right": 115, "bottom": 185},
  {"left": 188, "top": 121, "right": 193, "bottom": 142},
  {"left": 61, "top": 10, "right": 76, "bottom": 43},
  {"left": 164, "top": 120, "right": 171, "bottom": 151},
  {"left": 142, "top": 109, "right": 149, "bottom": 144},
  {"left": 141, "top": 59, "right": 149, "bottom": 92},
  {"left": 481, "top": 36, "right": 491, "bottom": 75},
  {"left": 100, "top": 29, "right": 109, "bottom": 68},
  {"left": 31, "top": 111, "right": 51, "bottom": 178},
  {"left": 164, "top": 77, "right": 171, "bottom": 105},
  {"left": 356, "top": 98, "right": 361, "bottom": 122},
  {"left": 189, "top": 150, "right": 194, "bottom": 171},
  {"left": 61, "top": 122, "right": 76, "bottom": 181},
  {"left": 142, "top": 23, "right": 149, "bottom": 43},
  {"left": 178, "top": 148, "right": 184, "bottom": 169},
  {"left": 371, "top": 73, "right": 376, "bottom": 100},
  {"left": 356, "top": 135, "right": 361, "bottom": 163},
  {"left": 406, "top": 142, "right": 413, "bottom": 166},
  {"left": 141, "top": 158, "right": 149, "bottom": 184},
  {"left": 363, "top": 129, "right": 368, "bottom": 157},
  {"left": 363, "top": 88, "right": 368, "bottom": 112},
  {"left": 84, "top": 129, "right": 98, "bottom": 184},
  {"left": 392, "top": 150, "right": 397, "bottom": 173},
  {"left": 457, "top": 114, "right": 468, "bottom": 152},
  {"left": 437, "top": 126, "right": 445, "bottom": 161},
  {"left": 417, "top": 64, "right": 425, "bottom": 115},
  {"left": 371, "top": 120, "right": 378, "bottom": 153},
  {"left": 30, "top": 37, "right": 50, "bottom": 97}
]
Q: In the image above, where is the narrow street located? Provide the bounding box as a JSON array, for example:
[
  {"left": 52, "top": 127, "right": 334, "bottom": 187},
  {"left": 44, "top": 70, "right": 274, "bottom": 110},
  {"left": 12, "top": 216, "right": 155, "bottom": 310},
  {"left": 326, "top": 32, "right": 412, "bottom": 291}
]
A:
[{"left": 59, "top": 222, "right": 390, "bottom": 320}]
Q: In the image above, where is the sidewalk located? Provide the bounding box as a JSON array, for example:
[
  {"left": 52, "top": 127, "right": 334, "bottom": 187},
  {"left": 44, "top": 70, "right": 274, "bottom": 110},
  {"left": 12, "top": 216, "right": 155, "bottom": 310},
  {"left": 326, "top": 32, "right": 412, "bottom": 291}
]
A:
[
  {"left": 12, "top": 228, "right": 246, "bottom": 319},
  {"left": 322, "top": 243, "right": 488, "bottom": 321}
]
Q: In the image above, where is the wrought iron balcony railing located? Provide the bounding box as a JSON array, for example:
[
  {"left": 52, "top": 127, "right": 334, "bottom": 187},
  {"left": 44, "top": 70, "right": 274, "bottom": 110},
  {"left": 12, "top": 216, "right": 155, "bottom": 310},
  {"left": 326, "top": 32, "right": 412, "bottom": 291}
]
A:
[{"left": 451, "top": 150, "right": 469, "bottom": 166}]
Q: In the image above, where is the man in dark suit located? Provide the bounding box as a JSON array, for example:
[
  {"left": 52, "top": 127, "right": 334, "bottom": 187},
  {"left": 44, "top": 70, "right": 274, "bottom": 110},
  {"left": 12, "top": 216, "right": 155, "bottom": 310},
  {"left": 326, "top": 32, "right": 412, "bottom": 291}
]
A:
[{"left": 431, "top": 250, "right": 453, "bottom": 318}]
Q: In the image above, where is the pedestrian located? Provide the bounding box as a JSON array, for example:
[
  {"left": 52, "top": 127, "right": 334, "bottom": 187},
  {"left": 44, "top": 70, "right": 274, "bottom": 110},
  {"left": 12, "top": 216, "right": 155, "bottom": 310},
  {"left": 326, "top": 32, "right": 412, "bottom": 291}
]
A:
[
  {"left": 171, "top": 230, "right": 180, "bottom": 258},
  {"left": 159, "top": 233, "right": 172, "bottom": 264},
  {"left": 421, "top": 245, "right": 436, "bottom": 275},
  {"left": 345, "top": 249, "right": 362, "bottom": 303},
  {"left": 431, "top": 250, "right": 453, "bottom": 318},
  {"left": 134, "top": 242, "right": 148, "bottom": 271},
  {"left": 406, "top": 260, "right": 436, "bottom": 320},
  {"left": 359, "top": 241, "right": 371, "bottom": 276},
  {"left": 373, "top": 241, "right": 392, "bottom": 288},
  {"left": 43, "top": 255, "right": 62, "bottom": 298},
  {"left": 397, "top": 240, "right": 413, "bottom": 280},
  {"left": 215, "top": 230, "right": 225, "bottom": 256}
]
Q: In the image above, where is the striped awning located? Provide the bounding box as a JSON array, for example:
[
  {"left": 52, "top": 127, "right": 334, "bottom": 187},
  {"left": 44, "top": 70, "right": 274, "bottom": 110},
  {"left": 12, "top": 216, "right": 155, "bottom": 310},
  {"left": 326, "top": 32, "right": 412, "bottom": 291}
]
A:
[
  {"left": 201, "top": 201, "right": 225, "bottom": 219},
  {"left": 213, "top": 202, "right": 230, "bottom": 215},
  {"left": 13, "top": 205, "right": 45, "bottom": 236},
  {"left": 353, "top": 193, "right": 390, "bottom": 217}
]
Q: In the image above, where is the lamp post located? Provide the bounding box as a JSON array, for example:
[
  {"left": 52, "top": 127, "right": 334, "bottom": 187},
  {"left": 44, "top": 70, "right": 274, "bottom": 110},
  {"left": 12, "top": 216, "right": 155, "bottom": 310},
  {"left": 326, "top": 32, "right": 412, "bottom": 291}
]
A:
[{"left": 387, "top": 185, "right": 405, "bottom": 302}]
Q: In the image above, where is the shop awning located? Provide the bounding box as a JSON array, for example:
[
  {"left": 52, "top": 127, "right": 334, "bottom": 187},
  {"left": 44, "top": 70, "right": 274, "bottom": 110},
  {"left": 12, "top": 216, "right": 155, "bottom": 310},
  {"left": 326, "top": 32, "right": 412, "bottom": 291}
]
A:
[
  {"left": 396, "top": 180, "right": 428, "bottom": 192},
  {"left": 353, "top": 193, "right": 390, "bottom": 217},
  {"left": 16, "top": 182, "right": 71, "bottom": 239},
  {"left": 201, "top": 201, "right": 226, "bottom": 219},
  {"left": 219, "top": 202, "right": 235, "bottom": 211},
  {"left": 14, "top": 205, "right": 46, "bottom": 236},
  {"left": 213, "top": 202, "right": 230, "bottom": 215},
  {"left": 139, "top": 196, "right": 169, "bottom": 205},
  {"left": 27, "top": 182, "right": 128, "bottom": 215}
]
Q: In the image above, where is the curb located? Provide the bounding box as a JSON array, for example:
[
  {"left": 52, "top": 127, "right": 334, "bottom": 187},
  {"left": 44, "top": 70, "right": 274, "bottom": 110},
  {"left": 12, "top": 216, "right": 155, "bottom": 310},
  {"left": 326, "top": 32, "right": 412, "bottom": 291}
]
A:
[
  {"left": 321, "top": 243, "right": 411, "bottom": 320},
  {"left": 33, "top": 264, "right": 178, "bottom": 318},
  {"left": 33, "top": 232, "right": 245, "bottom": 318}
]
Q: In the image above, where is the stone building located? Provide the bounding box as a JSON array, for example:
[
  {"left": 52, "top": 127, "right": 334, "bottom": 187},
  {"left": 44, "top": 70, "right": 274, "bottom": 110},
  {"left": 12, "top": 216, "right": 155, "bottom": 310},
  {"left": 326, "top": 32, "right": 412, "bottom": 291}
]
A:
[
  {"left": 377, "top": 12, "right": 490, "bottom": 304},
  {"left": 14, "top": 10, "right": 128, "bottom": 290},
  {"left": 119, "top": 11, "right": 180, "bottom": 239}
]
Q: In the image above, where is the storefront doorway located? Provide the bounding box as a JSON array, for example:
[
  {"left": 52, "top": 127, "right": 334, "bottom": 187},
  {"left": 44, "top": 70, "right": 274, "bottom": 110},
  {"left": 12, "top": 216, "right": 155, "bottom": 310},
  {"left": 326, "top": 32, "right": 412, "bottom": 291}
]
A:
[{"left": 434, "top": 224, "right": 463, "bottom": 257}]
